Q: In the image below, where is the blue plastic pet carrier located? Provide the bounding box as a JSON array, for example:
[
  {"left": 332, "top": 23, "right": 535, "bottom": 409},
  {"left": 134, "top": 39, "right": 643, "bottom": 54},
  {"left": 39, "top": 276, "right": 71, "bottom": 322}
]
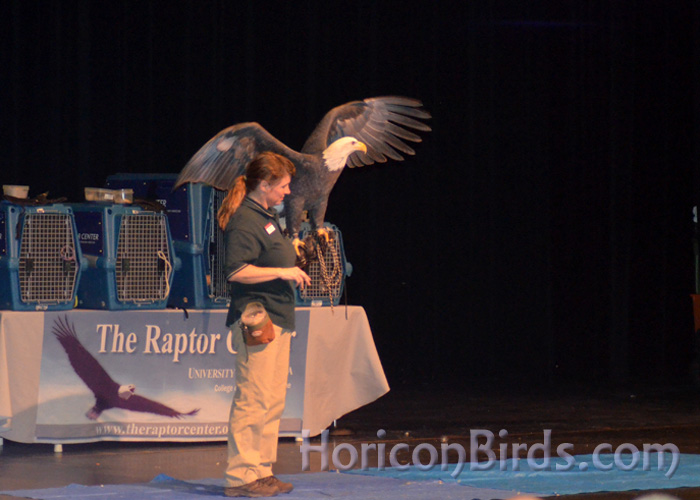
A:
[
  {"left": 0, "top": 202, "right": 85, "bottom": 311},
  {"left": 296, "top": 222, "right": 351, "bottom": 307},
  {"left": 71, "top": 203, "right": 179, "bottom": 310},
  {"left": 104, "top": 174, "right": 230, "bottom": 309}
]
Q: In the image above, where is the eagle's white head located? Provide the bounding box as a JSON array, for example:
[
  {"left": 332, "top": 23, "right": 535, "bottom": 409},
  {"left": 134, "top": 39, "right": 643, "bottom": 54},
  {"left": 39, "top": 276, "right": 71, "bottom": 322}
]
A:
[
  {"left": 322, "top": 137, "right": 368, "bottom": 172},
  {"left": 118, "top": 384, "right": 136, "bottom": 400}
]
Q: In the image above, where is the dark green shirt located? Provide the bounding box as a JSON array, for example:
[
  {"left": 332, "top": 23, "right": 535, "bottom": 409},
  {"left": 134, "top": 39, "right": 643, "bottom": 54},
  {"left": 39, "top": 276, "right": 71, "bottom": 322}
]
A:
[{"left": 224, "top": 196, "right": 297, "bottom": 330}]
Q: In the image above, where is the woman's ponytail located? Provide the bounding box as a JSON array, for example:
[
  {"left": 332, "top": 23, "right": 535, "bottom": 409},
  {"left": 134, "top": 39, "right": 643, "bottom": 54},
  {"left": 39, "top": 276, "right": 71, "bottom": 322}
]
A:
[{"left": 218, "top": 175, "right": 247, "bottom": 230}]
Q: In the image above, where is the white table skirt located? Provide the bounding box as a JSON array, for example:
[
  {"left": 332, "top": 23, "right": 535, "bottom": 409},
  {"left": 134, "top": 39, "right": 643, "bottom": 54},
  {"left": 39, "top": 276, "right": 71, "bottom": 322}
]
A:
[{"left": 0, "top": 306, "right": 389, "bottom": 444}]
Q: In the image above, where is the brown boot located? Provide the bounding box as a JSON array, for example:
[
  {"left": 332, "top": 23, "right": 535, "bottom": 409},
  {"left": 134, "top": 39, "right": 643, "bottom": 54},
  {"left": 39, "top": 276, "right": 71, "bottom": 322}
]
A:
[
  {"left": 224, "top": 478, "right": 279, "bottom": 497},
  {"left": 259, "top": 476, "right": 294, "bottom": 494}
]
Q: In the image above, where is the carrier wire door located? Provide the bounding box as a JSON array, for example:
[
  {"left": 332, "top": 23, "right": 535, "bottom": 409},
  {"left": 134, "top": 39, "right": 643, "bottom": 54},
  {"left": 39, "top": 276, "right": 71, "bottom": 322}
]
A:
[
  {"left": 0, "top": 203, "right": 84, "bottom": 311},
  {"left": 208, "top": 188, "right": 230, "bottom": 304},
  {"left": 296, "top": 222, "right": 351, "bottom": 307},
  {"left": 116, "top": 213, "right": 173, "bottom": 304}
]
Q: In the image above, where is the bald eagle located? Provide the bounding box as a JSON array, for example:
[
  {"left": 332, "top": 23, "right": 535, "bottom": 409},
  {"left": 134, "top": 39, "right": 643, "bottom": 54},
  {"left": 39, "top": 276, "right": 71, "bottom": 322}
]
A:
[
  {"left": 174, "top": 96, "right": 431, "bottom": 240},
  {"left": 52, "top": 316, "right": 199, "bottom": 420}
]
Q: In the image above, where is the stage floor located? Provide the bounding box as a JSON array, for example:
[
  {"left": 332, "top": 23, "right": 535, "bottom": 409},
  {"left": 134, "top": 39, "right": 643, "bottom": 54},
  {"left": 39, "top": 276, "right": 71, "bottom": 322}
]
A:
[{"left": 2, "top": 383, "right": 700, "bottom": 500}]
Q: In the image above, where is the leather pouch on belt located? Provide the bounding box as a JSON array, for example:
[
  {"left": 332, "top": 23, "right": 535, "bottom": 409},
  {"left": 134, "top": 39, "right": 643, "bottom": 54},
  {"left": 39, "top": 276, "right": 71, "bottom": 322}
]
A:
[{"left": 240, "top": 302, "right": 275, "bottom": 346}]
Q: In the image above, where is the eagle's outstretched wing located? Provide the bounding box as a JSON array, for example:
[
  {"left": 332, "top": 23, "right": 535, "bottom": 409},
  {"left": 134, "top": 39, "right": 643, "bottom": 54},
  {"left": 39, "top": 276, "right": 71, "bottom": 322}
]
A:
[
  {"left": 116, "top": 394, "right": 200, "bottom": 419},
  {"left": 52, "top": 316, "right": 119, "bottom": 397},
  {"left": 174, "top": 122, "right": 302, "bottom": 191},
  {"left": 301, "top": 96, "right": 431, "bottom": 167}
]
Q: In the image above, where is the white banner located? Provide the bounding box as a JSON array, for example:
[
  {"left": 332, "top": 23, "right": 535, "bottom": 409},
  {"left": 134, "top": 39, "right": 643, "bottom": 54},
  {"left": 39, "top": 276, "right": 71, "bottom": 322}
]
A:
[{"left": 34, "top": 309, "right": 308, "bottom": 442}]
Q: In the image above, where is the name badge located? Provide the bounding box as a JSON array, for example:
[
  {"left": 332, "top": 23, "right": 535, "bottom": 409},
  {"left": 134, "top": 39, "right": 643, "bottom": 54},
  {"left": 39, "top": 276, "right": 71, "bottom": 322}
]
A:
[{"left": 265, "top": 222, "right": 276, "bottom": 235}]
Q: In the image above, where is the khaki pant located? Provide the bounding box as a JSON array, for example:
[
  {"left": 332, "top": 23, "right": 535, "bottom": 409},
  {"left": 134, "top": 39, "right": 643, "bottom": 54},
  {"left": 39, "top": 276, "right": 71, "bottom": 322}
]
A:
[{"left": 225, "top": 324, "right": 291, "bottom": 487}]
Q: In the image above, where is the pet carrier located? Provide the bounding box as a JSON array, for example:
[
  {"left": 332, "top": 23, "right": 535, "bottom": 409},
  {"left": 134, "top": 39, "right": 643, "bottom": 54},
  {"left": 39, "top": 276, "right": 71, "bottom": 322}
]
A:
[
  {"left": 104, "top": 174, "right": 229, "bottom": 309},
  {"left": 72, "top": 203, "right": 178, "bottom": 310},
  {"left": 0, "top": 202, "right": 84, "bottom": 311},
  {"left": 296, "top": 222, "right": 351, "bottom": 307}
]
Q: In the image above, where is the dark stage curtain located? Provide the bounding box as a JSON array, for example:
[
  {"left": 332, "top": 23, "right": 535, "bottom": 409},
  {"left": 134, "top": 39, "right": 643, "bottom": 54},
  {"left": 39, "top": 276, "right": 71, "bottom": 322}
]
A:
[{"left": 2, "top": 1, "right": 699, "bottom": 389}]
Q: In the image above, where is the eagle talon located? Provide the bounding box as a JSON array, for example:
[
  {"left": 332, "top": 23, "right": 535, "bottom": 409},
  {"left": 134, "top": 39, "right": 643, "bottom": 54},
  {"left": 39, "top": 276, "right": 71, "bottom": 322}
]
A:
[
  {"left": 315, "top": 227, "right": 330, "bottom": 246},
  {"left": 293, "top": 237, "right": 306, "bottom": 258},
  {"left": 293, "top": 237, "right": 308, "bottom": 268},
  {"left": 292, "top": 237, "right": 305, "bottom": 251}
]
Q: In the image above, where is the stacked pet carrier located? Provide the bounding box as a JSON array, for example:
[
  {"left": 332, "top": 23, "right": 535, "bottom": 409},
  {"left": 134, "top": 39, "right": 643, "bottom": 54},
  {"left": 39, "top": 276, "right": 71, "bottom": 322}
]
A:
[
  {"left": 71, "top": 191, "right": 179, "bottom": 310},
  {"left": 0, "top": 200, "right": 85, "bottom": 311},
  {"left": 104, "top": 174, "right": 229, "bottom": 309},
  {"left": 296, "top": 222, "right": 351, "bottom": 307}
]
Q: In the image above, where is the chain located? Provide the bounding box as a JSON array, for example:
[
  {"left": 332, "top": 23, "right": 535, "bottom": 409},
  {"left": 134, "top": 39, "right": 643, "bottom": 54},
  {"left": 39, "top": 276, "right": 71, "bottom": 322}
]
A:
[{"left": 316, "top": 231, "right": 342, "bottom": 311}]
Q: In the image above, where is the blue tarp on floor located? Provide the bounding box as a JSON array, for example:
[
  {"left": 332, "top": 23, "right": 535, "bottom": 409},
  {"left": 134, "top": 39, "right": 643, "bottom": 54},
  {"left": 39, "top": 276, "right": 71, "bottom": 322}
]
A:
[
  {"left": 345, "top": 452, "right": 688, "bottom": 496},
  {"left": 1, "top": 454, "right": 694, "bottom": 499},
  {"left": 0, "top": 473, "right": 520, "bottom": 500}
]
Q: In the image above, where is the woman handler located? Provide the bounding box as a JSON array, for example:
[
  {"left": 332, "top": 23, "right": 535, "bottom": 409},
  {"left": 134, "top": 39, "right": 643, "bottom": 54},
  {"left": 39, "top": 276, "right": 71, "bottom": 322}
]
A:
[{"left": 219, "top": 151, "right": 310, "bottom": 497}]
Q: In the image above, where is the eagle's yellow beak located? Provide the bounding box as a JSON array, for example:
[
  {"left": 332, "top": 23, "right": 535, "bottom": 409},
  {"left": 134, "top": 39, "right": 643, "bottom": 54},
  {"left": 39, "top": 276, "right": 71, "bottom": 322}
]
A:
[{"left": 356, "top": 141, "right": 367, "bottom": 153}]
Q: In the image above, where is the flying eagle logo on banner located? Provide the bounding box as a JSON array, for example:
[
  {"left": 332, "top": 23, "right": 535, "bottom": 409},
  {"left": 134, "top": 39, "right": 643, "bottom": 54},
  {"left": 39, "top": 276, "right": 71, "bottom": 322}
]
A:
[{"left": 52, "top": 316, "right": 200, "bottom": 421}]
